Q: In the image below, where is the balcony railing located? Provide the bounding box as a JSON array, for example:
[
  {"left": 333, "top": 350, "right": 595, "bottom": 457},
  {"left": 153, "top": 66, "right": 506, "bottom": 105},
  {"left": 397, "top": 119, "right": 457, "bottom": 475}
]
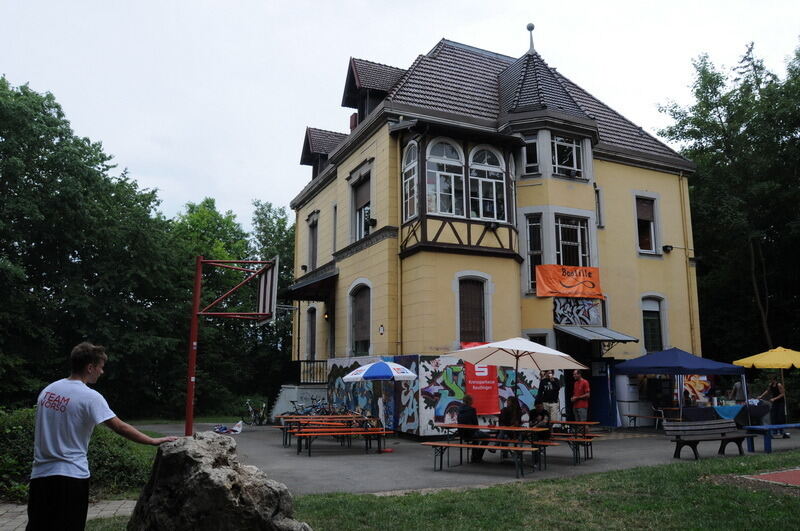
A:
[{"left": 298, "top": 360, "right": 328, "bottom": 385}]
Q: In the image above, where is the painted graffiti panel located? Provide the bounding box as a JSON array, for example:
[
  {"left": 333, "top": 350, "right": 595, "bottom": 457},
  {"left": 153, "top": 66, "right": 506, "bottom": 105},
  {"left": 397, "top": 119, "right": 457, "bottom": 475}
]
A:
[{"left": 553, "top": 297, "right": 602, "bottom": 325}]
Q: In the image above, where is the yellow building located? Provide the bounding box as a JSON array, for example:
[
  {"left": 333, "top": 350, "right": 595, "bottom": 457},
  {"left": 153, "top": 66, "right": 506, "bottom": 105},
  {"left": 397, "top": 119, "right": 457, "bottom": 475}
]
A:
[{"left": 287, "top": 36, "right": 699, "bottom": 427}]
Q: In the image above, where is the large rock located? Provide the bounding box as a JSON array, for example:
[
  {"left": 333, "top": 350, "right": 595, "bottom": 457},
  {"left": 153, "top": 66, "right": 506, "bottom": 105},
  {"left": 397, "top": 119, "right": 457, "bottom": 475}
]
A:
[{"left": 127, "top": 431, "right": 311, "bottom": 531}]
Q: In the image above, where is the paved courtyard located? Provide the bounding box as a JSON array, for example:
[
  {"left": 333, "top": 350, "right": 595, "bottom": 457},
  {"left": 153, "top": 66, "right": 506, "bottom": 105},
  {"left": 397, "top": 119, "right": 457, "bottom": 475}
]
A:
[{"left": 2, "top": 423, "right": 798, "bottom": 530}]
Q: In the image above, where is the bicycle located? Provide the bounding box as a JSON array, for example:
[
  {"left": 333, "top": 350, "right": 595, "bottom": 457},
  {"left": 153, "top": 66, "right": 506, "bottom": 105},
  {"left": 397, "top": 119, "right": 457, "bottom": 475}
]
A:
[{"left": 242, "top": 398, "right": 268, "bottom": 426}]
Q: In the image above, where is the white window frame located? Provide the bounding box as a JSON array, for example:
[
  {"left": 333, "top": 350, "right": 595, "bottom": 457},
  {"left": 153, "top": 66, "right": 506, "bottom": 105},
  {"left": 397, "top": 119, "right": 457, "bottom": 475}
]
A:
[
  {"left": 426, "top": 137, "right": 465, "bottom": 218},
  {"left": 555, "top": 214, "right": 591, "bottom": 266},
  {"left": 640, "top": 293, "right": 669, "bottom": 354},
  {"left": 468, "top": 145, "right": 506, "bottom": 222},
  {"left": 402, "top": 142, "right": 418, "bottom": 223},
  {"left": 349, "top": 161, "right": 372, "bottom": 243},
  {"left": 523, "top": 137, "right": 539, "bottom": 175},
  {"left": 526, "top": 213, "right": 543, "bottom": 293},
  {"left": 551, "top": 134, "right": 584, "bottom": 178},
  {"left": 634, "top": 192, "right": 661, "bottom": 255}
]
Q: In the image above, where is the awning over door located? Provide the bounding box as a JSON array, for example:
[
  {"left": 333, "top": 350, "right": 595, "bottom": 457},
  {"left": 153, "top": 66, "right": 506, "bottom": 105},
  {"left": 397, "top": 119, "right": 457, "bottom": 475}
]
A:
[
  {"left": 287, "top": 261, "right": 338, "bottom": 302},
  {"left": 554, "top": 325, "right": 639, "bottom": 343}
]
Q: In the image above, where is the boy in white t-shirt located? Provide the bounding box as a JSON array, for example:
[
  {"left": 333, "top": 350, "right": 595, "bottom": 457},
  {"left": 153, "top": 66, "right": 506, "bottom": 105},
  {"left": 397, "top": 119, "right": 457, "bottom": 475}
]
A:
[{"left": 27, "top": 342, "right": 177, "bottom": 530}]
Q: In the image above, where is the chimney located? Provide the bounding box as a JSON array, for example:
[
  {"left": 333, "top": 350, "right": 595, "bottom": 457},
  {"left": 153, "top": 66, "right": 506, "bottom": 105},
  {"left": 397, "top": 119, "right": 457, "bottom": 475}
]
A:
[{"left": 349, "top": 112, "right": 359, "bottom": 131}]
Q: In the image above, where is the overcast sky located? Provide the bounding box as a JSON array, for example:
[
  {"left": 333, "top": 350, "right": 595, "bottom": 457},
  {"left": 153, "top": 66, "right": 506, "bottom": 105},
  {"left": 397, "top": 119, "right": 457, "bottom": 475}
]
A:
[{"left": 2, "top": 1, "right": 799, "bottom": 231}]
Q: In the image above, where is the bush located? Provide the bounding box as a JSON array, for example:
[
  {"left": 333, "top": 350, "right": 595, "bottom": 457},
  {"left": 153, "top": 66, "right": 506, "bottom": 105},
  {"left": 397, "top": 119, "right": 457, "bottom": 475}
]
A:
[{"left": 0, "top": 408, "right": 157, "bottom": 502}]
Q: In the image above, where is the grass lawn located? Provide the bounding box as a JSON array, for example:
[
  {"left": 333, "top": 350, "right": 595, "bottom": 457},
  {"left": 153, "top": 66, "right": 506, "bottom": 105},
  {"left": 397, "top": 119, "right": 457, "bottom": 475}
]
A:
[{"left": 88, "top": 449, "right": 800, "bottom": 530}]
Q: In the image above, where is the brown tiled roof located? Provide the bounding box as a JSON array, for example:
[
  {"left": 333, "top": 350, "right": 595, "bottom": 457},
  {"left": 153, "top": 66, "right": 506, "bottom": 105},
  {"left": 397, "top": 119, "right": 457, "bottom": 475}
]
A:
[
  {"left": 499, "top": 52, "right": 587, "bottom": 118},
  {"left": 351, "top": 58, "right": 406, "bottom": 92},
  {"left": 306, "top": 127, "right": 348, "bottom": 155},
  {"left": 389, "top": 41, "right": 507, "bottom": 120},
  {"left": 552, "top": 72, "right": 682, "bottom": 160},
  {"left": 386, "top": 39, "right": 688, "bottom": 166}
]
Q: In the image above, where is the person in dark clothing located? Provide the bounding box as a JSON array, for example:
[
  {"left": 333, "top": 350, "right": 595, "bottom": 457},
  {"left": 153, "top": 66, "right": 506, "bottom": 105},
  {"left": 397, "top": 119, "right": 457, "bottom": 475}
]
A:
[
  {"left": 498, "top": 396, "right": 523, "bottom": 458},
  {"left": 456, "top": 394, "right": 490, "bottom": 463},
  {"left": 499, "top": 396, "right": 523, "bottom": 427},
  {"left": 529, "top": 402, "right": 551, "bottom": 428},
  {"left": 759, "top": 376, "right": 789, "bottom": 438},
  {"left": 537, "top": 371, "right": 561, "bottom": 421}
]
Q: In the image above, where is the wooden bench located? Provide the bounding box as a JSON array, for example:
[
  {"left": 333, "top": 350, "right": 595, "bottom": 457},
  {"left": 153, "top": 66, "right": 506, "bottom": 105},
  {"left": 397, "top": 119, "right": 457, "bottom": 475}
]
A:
[
  {"left": 745, "top": 423, "right": 800, "bottom": 453},
  {"left": 294, "top": 429, "right": 392, "bottom": 456},
  {"left": 664, "top": 419, "right": 756, "bottom": 460},
  {"left": 472, "top": 437, "right": 558, "bottom": 470},
  {"left": 549, "top": 436, "right": 596, "bottom": 463},
  {"left": 420, "top": 442, "right": 539, "bottom": 478}
]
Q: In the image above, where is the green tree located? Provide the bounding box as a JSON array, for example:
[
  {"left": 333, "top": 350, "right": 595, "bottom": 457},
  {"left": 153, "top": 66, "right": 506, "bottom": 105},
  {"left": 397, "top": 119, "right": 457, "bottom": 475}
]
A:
[
  {"left": 249, "top": 201, "right": 296, "bottom": 409},
  {"left": 660, "top": 43, "right": 800, "bottom": 360},
  {"left": 0, "top": 78, "right": 184, "bottom": 411},
  {"left": 169, "top": 198, "right": 255, "bottom": 415}
]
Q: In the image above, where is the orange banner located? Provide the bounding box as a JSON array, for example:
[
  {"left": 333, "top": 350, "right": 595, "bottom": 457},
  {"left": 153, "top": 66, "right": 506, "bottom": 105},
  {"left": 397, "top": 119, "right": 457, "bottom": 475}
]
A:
[{"left": 535, "top": 264, "right": 604, "bottom": 299}]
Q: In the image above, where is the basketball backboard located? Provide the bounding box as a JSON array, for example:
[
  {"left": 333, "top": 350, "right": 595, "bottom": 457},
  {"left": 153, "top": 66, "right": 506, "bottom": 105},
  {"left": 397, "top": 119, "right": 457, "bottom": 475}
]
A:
[{"left": 257, "top": 255, "right": 279, "bottom": 325}]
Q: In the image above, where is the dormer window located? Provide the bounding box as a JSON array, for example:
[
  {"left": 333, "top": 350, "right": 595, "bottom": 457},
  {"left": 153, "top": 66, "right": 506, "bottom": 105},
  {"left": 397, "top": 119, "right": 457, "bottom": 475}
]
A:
[
  {"left": 426, "top": 138, "right": 465, "bottom": 217},
  {"left": 468, "top": 147, "right": 506, "bottom": 221},
  {"left": 552, "top": 135, "right": 583, "bottom": 178}
]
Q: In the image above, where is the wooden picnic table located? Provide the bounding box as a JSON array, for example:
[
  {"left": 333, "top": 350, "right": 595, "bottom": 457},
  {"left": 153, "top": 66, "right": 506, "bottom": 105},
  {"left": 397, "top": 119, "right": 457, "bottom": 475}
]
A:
[
  {"left": 427, "top": 423, "right": 550, "bottom": 477},
  {"left": 546, "top": 420, "right": 601, "bottom": 463},
  {"left": 276, "top": 415, "right": 378, "bottom": 446},
  {"left": 434, "top": 424, "right": 550, "bottom": 465},
  {"left": 292, "top": 426, "right": 392, "bottom": 456}
]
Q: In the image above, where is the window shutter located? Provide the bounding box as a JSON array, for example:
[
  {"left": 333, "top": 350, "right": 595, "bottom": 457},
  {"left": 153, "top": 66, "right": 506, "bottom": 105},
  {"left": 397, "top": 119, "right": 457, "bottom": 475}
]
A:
[
  {"left": 636, "top": 198, "right": 654, "bottom": 221},
  {"left": 354, "top": 177, "right": 370, "bottom": 210},
  {"left": 459, "top": 279, "right": 485, "bottom": 343},
  {"left": 352, "top": 287, "right": 370, "bottom": 342}
]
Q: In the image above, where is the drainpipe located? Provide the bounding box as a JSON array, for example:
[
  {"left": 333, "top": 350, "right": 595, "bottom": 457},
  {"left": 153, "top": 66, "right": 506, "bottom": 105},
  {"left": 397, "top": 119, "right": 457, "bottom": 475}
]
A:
[
  {"left": 678, "top": 171, "right": 699, "bottom": 354},
  {"left": 396, "top": 132, "right": 403, "bottom": 356}
]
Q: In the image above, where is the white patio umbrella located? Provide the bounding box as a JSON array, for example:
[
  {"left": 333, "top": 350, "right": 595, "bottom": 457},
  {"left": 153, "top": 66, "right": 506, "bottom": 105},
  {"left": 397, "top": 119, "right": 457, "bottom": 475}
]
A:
[{"left": 448, "top": 337, "right": 588, "bottom": 374}]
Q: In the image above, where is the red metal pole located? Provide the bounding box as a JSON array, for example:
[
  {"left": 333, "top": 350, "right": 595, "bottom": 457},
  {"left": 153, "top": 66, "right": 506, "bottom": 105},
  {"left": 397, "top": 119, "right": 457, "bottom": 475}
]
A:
[{"left": 184, "top": 255, "right": 204, "bottom": 436}]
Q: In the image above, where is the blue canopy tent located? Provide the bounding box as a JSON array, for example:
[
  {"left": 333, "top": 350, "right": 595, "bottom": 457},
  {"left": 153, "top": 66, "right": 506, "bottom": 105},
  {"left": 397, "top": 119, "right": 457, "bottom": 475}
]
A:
[
  {"left": 615, "top": 348, "right": 750, "bottom": 424},
  {"left": 615, "top": 348, "right": 744, "bottom": 376}
]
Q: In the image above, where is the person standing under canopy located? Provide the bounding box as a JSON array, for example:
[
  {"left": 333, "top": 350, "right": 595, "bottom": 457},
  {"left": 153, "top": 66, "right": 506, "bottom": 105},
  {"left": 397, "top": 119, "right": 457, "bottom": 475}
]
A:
[
  {"left": 27, "top": 342, "right": 178, "bottom": 530},
  {"left": 537, "top": 370, "right": 561, "bottom": 421},
  {"left": 759, "top": 376, "right": 789, "bottom": 438},
  {"left": 571, "top": 370, "right": 591, "bottom": 422}
]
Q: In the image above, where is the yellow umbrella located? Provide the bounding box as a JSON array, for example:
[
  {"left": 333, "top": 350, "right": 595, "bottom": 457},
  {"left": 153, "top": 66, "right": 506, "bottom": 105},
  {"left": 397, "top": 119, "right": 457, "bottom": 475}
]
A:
[
  {"left": 733, "top": 347, "right": 800, "bottom": 369},
  {"left": 733, "top": 347, "right": 800, "bottom": 422}
]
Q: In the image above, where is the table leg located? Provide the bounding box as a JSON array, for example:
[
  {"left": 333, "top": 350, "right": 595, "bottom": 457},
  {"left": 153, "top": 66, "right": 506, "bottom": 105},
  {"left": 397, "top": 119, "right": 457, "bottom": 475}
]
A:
[
  {"left": 746, "top": 435, "right": 754, "bottom": 453},
  {"left": 764, "top": 432, "right": 772, "bottom": 453}
]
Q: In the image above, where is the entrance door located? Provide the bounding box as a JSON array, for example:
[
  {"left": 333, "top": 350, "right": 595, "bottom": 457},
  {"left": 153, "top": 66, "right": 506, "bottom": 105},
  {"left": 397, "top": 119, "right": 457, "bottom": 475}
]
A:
[
  {"left": 556, "top": 331, "right": 591, "bottom": 421},
  {"left": 555, "top": 331, "right": 616, "bottom": 426}
]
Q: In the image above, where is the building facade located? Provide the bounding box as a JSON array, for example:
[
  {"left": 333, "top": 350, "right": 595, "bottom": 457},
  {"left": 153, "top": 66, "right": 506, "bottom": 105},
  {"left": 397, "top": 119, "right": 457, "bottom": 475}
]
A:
[{"left": 288, "top": 37, "right": 699, "bottom": 427}]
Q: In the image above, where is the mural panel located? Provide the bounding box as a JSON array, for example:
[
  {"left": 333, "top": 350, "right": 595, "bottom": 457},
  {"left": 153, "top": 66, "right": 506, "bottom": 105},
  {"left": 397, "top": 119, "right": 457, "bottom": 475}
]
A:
[
  {"left": 327, "top": 356, "right": 558, "bottom": 436},
  {"left": 553, "top": 297, "right": 602, "bottom": 325}
]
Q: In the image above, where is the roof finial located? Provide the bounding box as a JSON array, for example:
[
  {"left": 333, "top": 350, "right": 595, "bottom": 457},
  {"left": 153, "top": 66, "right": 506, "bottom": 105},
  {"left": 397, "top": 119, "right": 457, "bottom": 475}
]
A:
[{"left": 527, "top": 23, "right": 535, "bottom": 54}]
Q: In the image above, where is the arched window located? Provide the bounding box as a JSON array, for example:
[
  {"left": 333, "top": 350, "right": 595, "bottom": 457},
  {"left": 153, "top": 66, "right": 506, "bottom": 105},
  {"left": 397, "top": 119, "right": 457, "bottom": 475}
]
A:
[
  {"left": 306, "top": 307, "right": 316, "bottom": 360},
  {"left": 402, "top": 142, "right": 418, "bottom": 222},
  {"left": 351, "top": 285, "right": 371, "bottom": 355},
  {"left": 469, "top": 146, "right": 506, "bottom": 221},
  {"left": 642, "top": 297, "right": 664, "bottom": 352},
  {"left": 426, "top": 138, "right": 464, "bottom": 217},
  {"left": 459, "top": 278, "right": 485, "bottom": 343}
]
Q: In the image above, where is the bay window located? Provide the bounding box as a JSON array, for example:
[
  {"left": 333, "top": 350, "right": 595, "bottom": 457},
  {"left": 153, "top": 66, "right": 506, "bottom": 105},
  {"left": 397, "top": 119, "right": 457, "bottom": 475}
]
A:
[
  {"left": 426, "top": 139, "right": 465, "bottom": 217},
  {"left": 468, "top": 147, "right": 506, "bottom": 221}
]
